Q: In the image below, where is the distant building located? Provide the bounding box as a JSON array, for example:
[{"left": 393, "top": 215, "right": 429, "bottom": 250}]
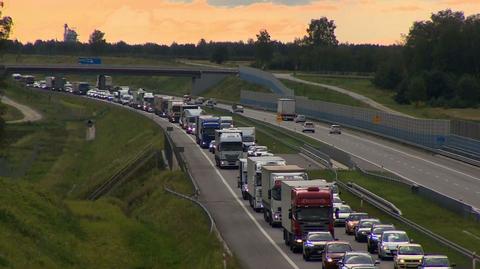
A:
[{"left": 63, "top": 24, "right": 78, "bottom": 42}]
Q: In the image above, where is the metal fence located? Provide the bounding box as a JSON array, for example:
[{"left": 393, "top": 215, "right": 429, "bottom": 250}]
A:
[
  {"left": 239, "top": 66, "right": 294, "bottom": 97},
  {"left": 240, "top": 90, "right": 480, "bottom": 158},
  {"left": 451, "top": 120, "right": 480, "bottom": 140}
]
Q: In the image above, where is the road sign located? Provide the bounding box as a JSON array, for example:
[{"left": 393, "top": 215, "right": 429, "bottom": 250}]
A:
[
  {"left": 372, "top": 115, "right": 381, "bottom": 124},
  {"left": 78, "top": 57, "right": 102, "bottom": 65},
  {"left": 276, "top": 115, "right": 282, "bottom": 122}
]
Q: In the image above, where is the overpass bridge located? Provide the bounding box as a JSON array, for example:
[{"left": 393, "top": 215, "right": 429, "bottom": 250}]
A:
[{"left": 0, "top": 64, "right": 238, "bottom": 94}]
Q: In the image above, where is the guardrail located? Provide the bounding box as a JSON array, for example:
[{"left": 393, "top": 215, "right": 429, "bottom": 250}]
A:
[
  {"left": 305, "top": 147, "right": 480, "bottom": 265},
  {"left": 163, "top": 127, "right": 232, "bottom": 257},
  {"left": 87, "top": 144, "right": 156, "bottom": 200}
]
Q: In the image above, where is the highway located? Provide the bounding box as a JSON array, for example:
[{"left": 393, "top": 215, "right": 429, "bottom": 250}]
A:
[
  {"left": 217, "top": 104, "right": 480, "bottom": 209},
  {"left": 133, "top": 108, "right": 394, "bottom": 269}
]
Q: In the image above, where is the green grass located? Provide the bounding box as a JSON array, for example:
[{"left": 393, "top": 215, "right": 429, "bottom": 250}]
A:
[
  {"left": 295, "top": 74, "right": 480, "bottom": 121},
  {"left": 280, "top": 79, "right": 370, "bottom": 108},
  {"left": 1, "top": 82, "right": 163, "bottom": 198},
  {"left": 308, "top": 170, "right": 473, "bottom": 268},
  {"left": 1, "top": 54, "right": 186, "bottom": 66},
  {"left": 0, "top": 168, "right": 235, "bottom": 269},
  {"left": 203, "top": 75, "right": 270, "bottom": 103},
  {"left": 0, "top": 83, "right": 238, "bottom": 269},
  {"left": 1, "top": 102, "right": 23, "bottom": 122}
]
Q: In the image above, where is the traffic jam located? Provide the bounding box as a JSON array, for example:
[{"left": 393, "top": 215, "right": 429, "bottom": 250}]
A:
[{"left": 13, "top": 73, "right": 456, "bottom": 269}]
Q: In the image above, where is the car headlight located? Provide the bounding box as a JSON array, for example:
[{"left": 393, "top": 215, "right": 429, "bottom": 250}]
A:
[
  {"left": 296, "top": 239, "right": 303, "bottom": 243},
  {"left": 382, "top": 246, "right": 388, "bottom": 250},
  {"left": 399, "top": 259, "right": 405, "bottom": 263},
  {"left": 327, "top": 257, "right": 333, "bottom": 262}
]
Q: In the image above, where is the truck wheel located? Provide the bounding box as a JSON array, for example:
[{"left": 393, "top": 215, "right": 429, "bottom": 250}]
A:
[
  {"left": 263, "top": 211, "right": 268, "bottom": 222},
  {"left": 249, "top": 197, "right": 253, "bottom": 208},
  {"left": 242, "top": 192, "right": 247, "bottom": 200}
]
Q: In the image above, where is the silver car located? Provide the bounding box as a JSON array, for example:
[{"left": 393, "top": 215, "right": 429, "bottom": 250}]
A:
[
  {"left": 377, "top": 230, "right": 410, "bottom": 260},
  {"left": 418, "top": 255, "right": 455, "bottom": 269}
]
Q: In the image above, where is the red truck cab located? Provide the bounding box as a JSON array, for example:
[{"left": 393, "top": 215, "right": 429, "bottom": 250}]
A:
[{"left": 282, "top": 183, "right": 334, "bottom": 252}]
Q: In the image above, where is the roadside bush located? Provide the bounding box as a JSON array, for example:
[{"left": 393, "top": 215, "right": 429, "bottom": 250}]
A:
[{"left": 456, "top": 74, "right": 480, "bottom": 106}]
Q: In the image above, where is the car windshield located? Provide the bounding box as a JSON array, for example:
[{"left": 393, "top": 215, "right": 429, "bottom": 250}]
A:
[
  {"left": 372, "top": 227, "right": 394, "bottom": 235},
  {"left": 308, "top": 233, "right": 333, "bottom": 241},
  {"left": 337, "top": 206, "right": 352, "bottom": 213},
  {"left": 348, "top": 214, "right": 368, "bottom": 221},
  {"left": 295, "top": 207, "right": 330, "bottom": 221},
  {"left": 424, "top": 257, "right": 450, "bottom": 267},
  {"left": 327, "top": 244, "right": 352, "bottom": 253},
  {"left": 219, "top": 142, "right": 243, "bottom": 151},
  {"left": 398, "top": 246, "right": 423, "bottom": 255},
  {"left": 305, "top": 123, "right": 314, "bottom": 127},
  {"left": 382, "top": 233, "right": 409, "bottom": 242},
  {"left": 344, "top": 254, "right": 374, "bottom": 265},
  {"left": 359, "top": 220, "right": 379, "bottom": 228}
]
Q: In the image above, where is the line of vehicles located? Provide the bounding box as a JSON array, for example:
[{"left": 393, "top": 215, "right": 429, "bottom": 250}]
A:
[{"left": 15, "top": 73, "right": 455, "bottom": 269}]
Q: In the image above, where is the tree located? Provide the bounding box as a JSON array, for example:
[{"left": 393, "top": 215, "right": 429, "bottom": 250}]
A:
[
  {"left": 305, "top": 17, "right": 338, "bottom": 47},
  {"left": 0, "top": 2, "right": 12, "bottom": 140},
  {"left": 255, "top": 29, "right": 273, "bottom": 69},
  {"left": 89, "top": 29, "right": 106, "bottom": 54},
  {"left": 406, "top": 75, "right": 428, "bottom": 103},
  {"left": 373, "top": 59, "right": 404, "bottom": 90},
  {"left": 457, "top": 74, "right": 480, "bottom": 105},
  {"left": 210, "top": 45, "right": 228, "bottom": 64}
]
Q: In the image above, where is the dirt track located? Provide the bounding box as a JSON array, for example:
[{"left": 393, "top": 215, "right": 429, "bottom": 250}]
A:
[{"left": 1, "top": 96, "right": 42, "bottom": 123}]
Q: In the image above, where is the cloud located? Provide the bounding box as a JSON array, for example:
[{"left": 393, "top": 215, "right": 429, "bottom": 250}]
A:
[
  {"left": 383, "top": 5, "right": 423, "bottom": 12},
  {"left": 206, "top": 0, "right": 314, "bottom": 7}
]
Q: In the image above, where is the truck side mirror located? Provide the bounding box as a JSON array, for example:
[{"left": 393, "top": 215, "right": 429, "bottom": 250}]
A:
[{"left": 268, "top": 190, "right": 271, "bottom": 199}]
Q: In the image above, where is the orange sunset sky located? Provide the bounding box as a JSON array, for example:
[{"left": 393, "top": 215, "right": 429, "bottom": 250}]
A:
[{"left": 4, "top": 0, "right": 480, "bottom": 45}]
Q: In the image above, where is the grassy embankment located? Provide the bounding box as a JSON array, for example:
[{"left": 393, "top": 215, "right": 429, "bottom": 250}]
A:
[
  {"left": 0, "top": 82, "right": 237, "bottom": 269},
  {"left": 280, "top": 79, "right": 370, "bottom": 108},
  {"left": 0, "top": 102, "right": 23, "bottom": 122},
  {"left": 206, "top": 109, "right": 474, "bottom": 267},
  {"left": 295, "top": 74, "right": 480, "bottom": 121}
]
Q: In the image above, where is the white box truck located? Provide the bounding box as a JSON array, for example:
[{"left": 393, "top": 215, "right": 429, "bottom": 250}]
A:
[
  {"left": 238, "top": 158, "right": 248, "bottom": 200},
  {"left": 237, "top": 127, "right": 255, "bottom": 150},
  {"left": 214, "top": 128, "right": 243, "bottom": 168},
  {"left": 246, "top": 156, "right": 286, "bottom": 212},
  {"left": 277, "top": 98, "right": 296, "bottom": 121},
  {"left": 261, "top": 165, "right": 307, "bottom": 226},
  {"left": 281, "top": 180, "right": 334, "bottom": 252}
]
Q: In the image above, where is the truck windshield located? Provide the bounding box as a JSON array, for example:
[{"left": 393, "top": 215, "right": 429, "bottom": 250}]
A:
[
  {"left": 255, "top": 174, "right": 262, "bottom": 186},
  {"left": 243, "top": 136, "right": 254, "bottom": 142},
  {"left": 188, "top": 117, "right": 196, "bottom": 123},
  {"left": 271, "top": 186, "right": 281, "bottom": 200},
  {"left": 204, "top": 128, "right": 217, "bottom": 136},
  {"left": 295, "top": 207, "right": 330, "bottom": 221},
  {"left": 220, "top": 142, "right": 243, "bottom": 151}
]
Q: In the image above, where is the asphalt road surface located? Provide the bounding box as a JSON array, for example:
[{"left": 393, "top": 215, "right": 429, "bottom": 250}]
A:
[
  {"left": 217, "top": 104, "right": 480, "bottom": 209},
  {"left": 136, "top": 109, "right": 394, "bottom": 269}
]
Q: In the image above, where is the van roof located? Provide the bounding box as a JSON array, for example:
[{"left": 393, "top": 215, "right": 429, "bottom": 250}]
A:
[{"left": 262, "top": 165, "right": 304, "bottom": 172}]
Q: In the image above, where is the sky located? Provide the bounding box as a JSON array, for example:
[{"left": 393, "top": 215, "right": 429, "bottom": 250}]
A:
[{"left": 3, "top": 0, "right": 480, "bottom": 45}]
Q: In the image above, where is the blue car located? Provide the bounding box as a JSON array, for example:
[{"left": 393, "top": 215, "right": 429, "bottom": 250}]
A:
[{"left": 367, "top": 224, "right": 395, "bottom": 253}]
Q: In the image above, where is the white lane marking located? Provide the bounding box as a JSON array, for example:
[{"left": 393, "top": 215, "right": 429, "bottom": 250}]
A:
[
  {"left": 463, "top": 230, "right": 480, "bottom": 240},
  {"left": 241, "top": 106, "right": 480, "bottom": 181},
  {"left": 178, "top": 123, "right": 300, "bottom": 269}
]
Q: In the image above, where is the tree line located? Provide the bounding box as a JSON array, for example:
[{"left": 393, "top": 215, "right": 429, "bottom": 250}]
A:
[
  {"left": 0, "top": 1, "right": 13, "bottom": 140},
  {"left": 2, "top": 9, "right": 479, "bottom": 109},
  {"left": 374, "top": 10, "right": 480, "bottom": 108}
]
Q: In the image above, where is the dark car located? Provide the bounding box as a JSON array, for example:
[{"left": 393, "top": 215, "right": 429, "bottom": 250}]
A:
[
  {"left": 337, "top": 252, "right": 380, "bottom": 269},
  {"left": 322, "top": 241, "right": 353, "bottom": 269},
  {"left": 367, "top": 224, "right": 395, "bottom": 253},
  {"left": 345, "top": 212, "right": 369, "bottom": 235},
  {"left": 302, "top": 231, "right": 334, "bottom": 261},
  {"left": 354, "top": 218, "right": 381, "bottom": 242}
]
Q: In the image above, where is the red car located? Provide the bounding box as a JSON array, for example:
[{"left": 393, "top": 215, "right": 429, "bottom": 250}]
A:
[{"left": 322, "top": 241, "right": 353, "bottom": 269}]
